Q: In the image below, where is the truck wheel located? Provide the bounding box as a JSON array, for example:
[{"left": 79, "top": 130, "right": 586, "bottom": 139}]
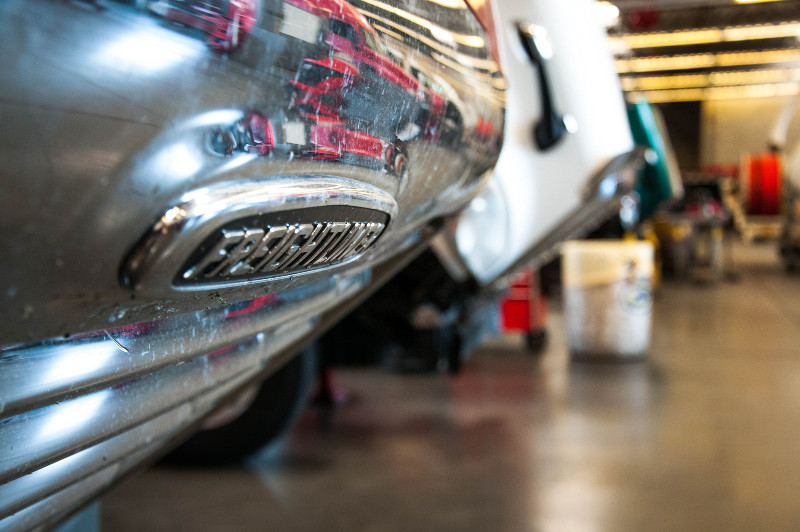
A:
[{"left": 164, "top": 347, "right": 317, "bottom": 465}]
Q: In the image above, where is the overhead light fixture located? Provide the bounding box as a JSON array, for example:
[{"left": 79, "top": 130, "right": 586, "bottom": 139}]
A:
[
  {"left": 595, "top": 1, "right": 620, "bottom": 28},
  {"left": 620, "top": 67, "right": 800, "bottom": 91},
  {"left": 611, "top": 21, "right": 800, "bottom": 50},
  {"left": 723, "top": 23, "right": 800, "bottom": 41},
  {"left": 627, "top": 81, "right": 800, "bottom": 103},
  {"left": 621, "top": 73, "right": 709, "bottom": 91},
  {"left": 617, "top": 53, "right": 715, "bottom": 73},
  {"left": 616, "top": 48, "right": 800, "bottom": 73},
  {"left": 621, "top": 29, "right": 722, "bottom": 48},
  {"left": 735, "top": 0, "right": 784, "bottom": 4}
]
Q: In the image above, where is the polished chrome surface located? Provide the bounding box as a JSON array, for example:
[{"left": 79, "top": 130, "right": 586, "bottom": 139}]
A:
[
  {"left": 0, "top": 0, "right": 504, "bottom": 525},
  {"left": 0, "top": 0, "right": 503, "bottom": 525},
  {"left": 0, "top": 269, "right": 366, "bottom": 529},
  {"left": 0, "top": 276, "right": 347, "bottom": 418},
  {"left": 0, "top": 0, "right": 503, "bottom": 344}
]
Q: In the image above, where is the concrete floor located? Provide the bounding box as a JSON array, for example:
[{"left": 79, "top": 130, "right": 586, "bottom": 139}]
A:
[{"left": 102, "top": 242, "right": 800, "bottom": 531}]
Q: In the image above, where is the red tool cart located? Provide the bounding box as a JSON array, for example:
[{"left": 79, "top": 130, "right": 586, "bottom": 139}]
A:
[{"left": 499, "top": 269, "right": 548, "bottom": 352}]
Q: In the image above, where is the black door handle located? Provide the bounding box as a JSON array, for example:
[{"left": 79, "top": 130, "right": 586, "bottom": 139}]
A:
[{"left": 517, "top": 22, "right": 568, "bottom": 151}]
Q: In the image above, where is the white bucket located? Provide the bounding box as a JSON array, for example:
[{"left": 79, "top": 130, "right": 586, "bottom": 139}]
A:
[{"left": 561, "top": 240, "right": 654, "bottom": 359}]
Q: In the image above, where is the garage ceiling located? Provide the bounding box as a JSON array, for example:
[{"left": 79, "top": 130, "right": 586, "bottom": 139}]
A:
[{"left": 607, "top": 0, "right": 800, "bottom": 101}]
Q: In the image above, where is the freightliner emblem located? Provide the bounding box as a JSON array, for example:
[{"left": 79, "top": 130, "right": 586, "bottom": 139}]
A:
[
  {"left": 120, "top": 177, "right": 397, "bottom": 292},
  {"left": 181, "top": 220, "right": 385, "bottom": 283}
]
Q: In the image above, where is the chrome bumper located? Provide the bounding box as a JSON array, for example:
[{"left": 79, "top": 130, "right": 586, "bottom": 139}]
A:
[{"left": 0, "top": 273, "right": 360, "bottom": 530}]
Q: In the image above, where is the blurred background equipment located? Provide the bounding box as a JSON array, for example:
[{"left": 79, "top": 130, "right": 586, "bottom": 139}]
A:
[{"left": 561, "top": 240, "right": 654, "bottom": 360}]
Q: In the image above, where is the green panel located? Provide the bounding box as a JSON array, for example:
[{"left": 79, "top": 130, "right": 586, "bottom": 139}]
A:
[{"left": 627, "top": 99, "right": 683, "bottom": 220}]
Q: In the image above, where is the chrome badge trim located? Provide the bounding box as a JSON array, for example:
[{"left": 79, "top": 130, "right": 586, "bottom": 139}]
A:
[
  {"left": 121, "top": 176, "right": 396, "bottom": 292},
  {"left": 180, "top": 218, "right": 387, "bottom": 284}
]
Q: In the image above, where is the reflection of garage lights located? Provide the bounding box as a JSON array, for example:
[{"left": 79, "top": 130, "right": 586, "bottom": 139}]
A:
[
  {"left": 432, "top": 52, "right": 493, "bottom": 80},
  {"left": 150, "top": 141, "right": 204, "bottom": 183},
  {"left": 362, "top": 9, "right": 497, "bottom": 71},
  {"left": 359, "top": 0, "right": 485, "bottom": 48},
  {"left": 94, "top": 30, "right": 200, "bottom": 74},
  {"left": 42, "top": 342, "right": 116, "bottom": 387},
  {"left": 431, "top": 26, "right": 456, "bottom": 44},
  {"left": 372, "top": 24, "right": 404, "bottom": 42},
  {"left": 617, "top": 49, "right": 800, "bottom": 73},
  {"left": 612, "top": 21, "right": 800, "bottom": 50},
  {"left": 39, "top": 391, "right": 111, "bottom": 439},
  {"left": 424, "top": 0, "right": 466, "bottom": 8},
  {"left": 627, "top": 82, "right": 800, "bottom": 103}
]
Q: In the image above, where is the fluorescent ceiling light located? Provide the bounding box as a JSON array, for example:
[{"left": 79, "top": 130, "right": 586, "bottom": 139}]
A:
[
  {"left": 628, "top": 82, "right": 800, "bottom": 103},
  {"left": 611, "top": 21, "right": 800, "bottom": 50},
  {"left": 620, "top": 67, "right": 800, "bottom": 91},
  {"left": 616, "top": 49, "right": 800, "bottom": 73},
  {"left": 595, "top": 1, "right": 620, "bottom": 28}
]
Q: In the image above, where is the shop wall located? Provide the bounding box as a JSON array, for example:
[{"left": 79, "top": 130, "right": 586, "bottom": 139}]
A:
[{"left": 700, "top": 96, "right": 800, "bottom": 166}]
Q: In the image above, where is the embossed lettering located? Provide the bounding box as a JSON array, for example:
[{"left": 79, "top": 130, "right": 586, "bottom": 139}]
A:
[
  {"left": 183, "top": 229, "right": 245, "bottom": 280},
  {"left": 252, "top": 225, "right": 299, "bottom": 272},
  {"left": 182, "top": 217, "right": 386, "bottom": 283},
  {"left": 221, "top": 228, "right": 266, "bottom": 276},
  {"left": 249, "top": 226, "right": 289, "bottom": 264},
  {"left": 352, "top": 222, "right": 385, "bottom": 255},
  {"left": 328, "top": 222, "right": 368, "bottom": 262},
  {"left": 324, "top": 223, "right": 361, "bottom": 263},
  {"left": 284, "top": 222, "right": 329, "bottom": 269},
  {"left": 308, "top": 222, "right": 350, "bottom": 265},
  {"left": 271, "top": 223, "right": 315, "bottom": 271}
]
